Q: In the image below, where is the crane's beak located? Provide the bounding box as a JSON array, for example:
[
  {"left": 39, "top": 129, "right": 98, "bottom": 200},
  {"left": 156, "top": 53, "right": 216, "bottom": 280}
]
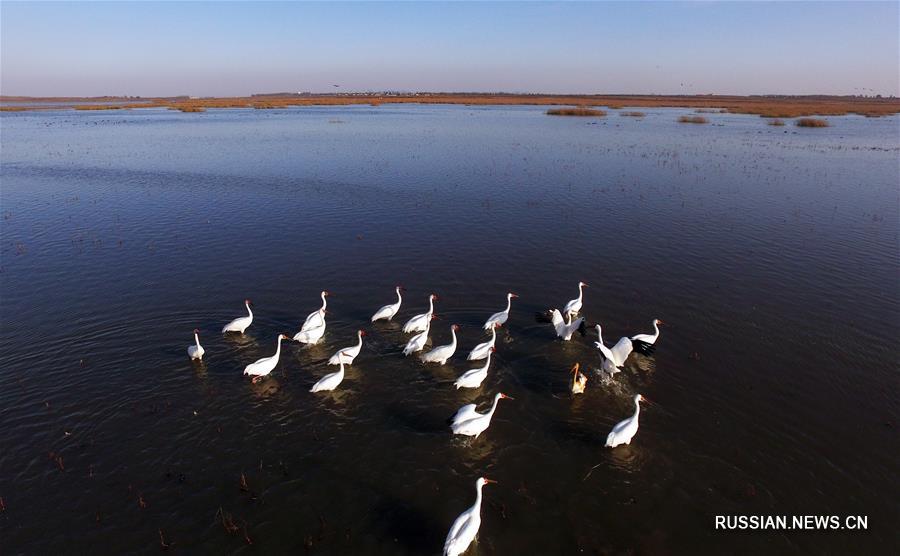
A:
[{"left": 483, "top": 478, "right": 497, "bottom": 485}]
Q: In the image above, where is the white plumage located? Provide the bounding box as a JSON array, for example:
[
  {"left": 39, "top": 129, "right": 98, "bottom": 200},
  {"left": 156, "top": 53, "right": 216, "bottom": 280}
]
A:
[
  {"left": 443, "top": 477, "right": 496, "bottom": 556},
  {"left": 631, "top": 318, "right": 664, "bottom": 345},
  {"left": 294, "top": 318, "right": 326, "bottom": 344},
  {"left": 300, "top": 291, "right": 329, "bottom": 332},
  {"left": 402, "top": 293, "right": 437, "bottom": 333},
  {"left": 243, "top": 334, "right": 289, "bottom": 383},
  {"left": 310, "top": 362, "right": 345, "bottom": 392},
  {"left": 467, "top": 324, "right": 497, "bottom": 361},
  {"left": 546, "top": 309, "right": 585, "bottom": 341},
  {"left": 454, "top": 348, "right": 494, "bottom": 389},
  {"left": 421, "top": 324, "right": 459, "bottom": 364},
  {"left": 563, "top": 281, "right": 587, "bottom": 317},
  {"left": 222, "top": 299, "right": 253, "bottom": 333},
  {"left": 482, "top": 292, "right": 517, "bottom": 329},
  {"left": 371, "top": 286, "right": 404, "bottom": 322},
  {"left": 605, "top": 394, "right": 645, "bottom": 447},
  {"left": 450, "top": 392, "right": 511, "bottom": 438},
  {"left": 328, "top": 330, "right": 365, "bottom": 365},
  {"left": 187, "top": 328, "right": 205, "bottom": 360},
  {"left": 594, "top": 324, "right": 633, "bottom": 373},
  {"left": 403, "top": 315, "right": 433, "bottom": 355}
]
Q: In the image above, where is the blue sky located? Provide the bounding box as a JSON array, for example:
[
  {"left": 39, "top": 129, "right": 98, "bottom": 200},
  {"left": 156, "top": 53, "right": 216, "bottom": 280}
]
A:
[{"left": 2, "top": 1, "right": 897, "bottom": 97}]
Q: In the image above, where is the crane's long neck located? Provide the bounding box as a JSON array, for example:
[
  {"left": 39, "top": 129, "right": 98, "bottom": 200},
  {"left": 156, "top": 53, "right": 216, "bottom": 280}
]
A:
[
  {"left": 504, "top": 295, "right": 512, "bottom": 313},
  {"left": 246, "top": 302, "right": 253, "bottom": 318},
  {"left": 320, "top": 293, "right": 327, "bottom": 311},
  {"left": 194, "top": 333, "right": 201, "bottom": 348},
  {"left": 483, "top": 351, "right": 492, "bottom": 368},
  {"left": 356, "top": 332, "right": 364, "bottom": 349},
  {"left": 396, "top": 288, "right": 403, "bottom": 305},
  {"left": 577, "top": 283, "right": 584, "bottom": 302},
  {"left": 274, "top": 336, "right": 283, "bottom": 357},
  {"left": 488, "top": 394, "right": 502, "bottom": 416},
  {"left": 427, "top": 296, "right": 434, "bottom": 314},
  {"left": 651, "top": 321, "right": 661, "bottom": 341},
  {"left": 490, "top": 326, "right": 496, "bottom": 344},
  {"left": 473, "top": 482, "right": 484, "bottom": 515},
  {"left": 633, "top": 399, "right": 641, "bottom": 420},
  {"left": 337, "top": 362, "right": 345, "bottom": 378},
  {"left": 596, "top": 326, "right": 614, "bottom": 360},
  {"left": 449, "top": 327, "right": 457, "bottom": 348}
]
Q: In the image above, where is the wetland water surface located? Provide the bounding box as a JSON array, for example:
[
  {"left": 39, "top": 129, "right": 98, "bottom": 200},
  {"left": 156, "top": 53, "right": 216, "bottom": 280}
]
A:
[{"left": 1, "top": 105, "right": 898, "bottom": 554}]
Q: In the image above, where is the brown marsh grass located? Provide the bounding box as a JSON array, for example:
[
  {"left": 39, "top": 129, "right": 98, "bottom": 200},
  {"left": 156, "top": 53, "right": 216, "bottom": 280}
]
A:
[
  {"left": 678, "top": 115, "right": 709, "bottom": 124},
  {"left": 3, "top": 94, "right": 898, "bottom": 118},
  {"left": 546, "top": 107, "right": 606, "bottom": 116},
  {"left": 768, "top": 119, "right": 786, "bottom": 126},
  {"left": 620, "top": 111, "right": 646, "bottom": 117},
  {"left": 796, "top": 118, "right": 829, "bottom": 127}
]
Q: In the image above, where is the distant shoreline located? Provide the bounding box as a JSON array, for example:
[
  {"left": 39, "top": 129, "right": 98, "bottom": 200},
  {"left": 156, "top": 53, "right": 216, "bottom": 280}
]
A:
[{"left": 2, "top": 93, "right": 899, "bottom": 118}]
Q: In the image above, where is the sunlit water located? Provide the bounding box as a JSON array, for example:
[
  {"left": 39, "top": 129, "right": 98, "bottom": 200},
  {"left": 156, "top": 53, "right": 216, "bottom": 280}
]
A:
[{"left": 1, "top": 105, "right": 897, "bottom": 554}]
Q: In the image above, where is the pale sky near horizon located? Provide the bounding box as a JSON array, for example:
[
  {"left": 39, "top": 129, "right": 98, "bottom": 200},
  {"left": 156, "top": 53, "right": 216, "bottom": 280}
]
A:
[{"left": 1, "top": 1, "right": 898, "bottom": 97}]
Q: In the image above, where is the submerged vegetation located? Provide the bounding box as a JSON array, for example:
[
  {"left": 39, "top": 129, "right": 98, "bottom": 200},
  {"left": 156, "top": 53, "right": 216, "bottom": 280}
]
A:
[
  {"left": 768, "top": 119, "right": 786, "bottom": 126},
  {"left": 546, "top": 106, "right": 606, "bottom": 116},
  {"left": 678, "top": 115, "right": 709, "bottom": 124},
  {"left": 796, "top": 118, "right": 829, "bottom": 127},
  {"left": 620, "top": 111, "right": 646, "bottom": 117}
]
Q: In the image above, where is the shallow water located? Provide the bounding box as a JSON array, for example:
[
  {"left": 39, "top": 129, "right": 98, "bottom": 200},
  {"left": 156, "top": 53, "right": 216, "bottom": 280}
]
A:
[{"left": 1, "top": 105, "right": 898, "bottom": 554}]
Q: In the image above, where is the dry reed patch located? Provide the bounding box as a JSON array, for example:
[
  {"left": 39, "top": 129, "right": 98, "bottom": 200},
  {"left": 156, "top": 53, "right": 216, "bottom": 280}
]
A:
[
  {"left": 546, "top": 107, "right": 606, "bottom": 116},
  {"left": 796, "top": 118, "right": 828, "bottom": 127},
  {"left": 768, "top": 119, "right": 786, "bottom": 126},
  {"left": 620, "top": 111, "right": 646, "bottom": 117},
  {"left": 678, "top": 115, "right": 708, "bottom": 124}
]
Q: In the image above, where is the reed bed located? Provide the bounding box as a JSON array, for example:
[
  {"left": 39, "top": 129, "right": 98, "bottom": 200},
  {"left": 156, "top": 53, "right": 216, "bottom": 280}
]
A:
[
  {"left": 678, "top": 115, "right": 709, "bottom": 124},
  {"left": 3, "top": 94, "right": 898, "bottom": 117},
  {"left": 796, "top": 118, "right": 829, "bottom": 127},
  {"left": 546, "top": 107, "right": 606, "bottom": 116},
  {"left": 768, "top": 119, "right": 786, "bottom": 126},
  {"left": 620, "top": 111, "right": 646, "bottom": 117}
]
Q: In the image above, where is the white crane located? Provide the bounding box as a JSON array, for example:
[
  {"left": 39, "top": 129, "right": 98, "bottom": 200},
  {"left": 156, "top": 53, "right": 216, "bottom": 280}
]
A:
[
  {"left": 243, "top": 334, "right": 289, "bottom": 383},
  {"left": 482, "top": 292, "right": 517, "bottom": 329},
  {"left": 535, "top": 309, "right": 586, "bottom": 341},
  {"left": 222, "top": 299, "right": 253, "bottom": 333},
  {"left": 187, "top": 328, "right": 205, "bottom": 360},
  {"left": 402, "top": 293, "right": 437, "bottom": 333},
  {"left": 563, "top": 281, "right": 588, "bottom": 317},
  {"left": 300, "top": 291, "right": 329, "bottom": 332},
  {"left": 454, "top": 348, "right": 494, "bottom": 389},
  {"left": 421, "top": 324, "right": 459, "bottom": 364},
  {"left": 467, "top": 324, "right": 497, "bottom": 361},
  {"left": 443, "top": 477, "right": 497, "bottom": 556},
  {"left": 606, "top": 394, "right": 646, "bottom": 447},
  {"left": 371, "top": 286, "right": 405, "bottom": 322},
  {"left": 403, "top": 314, "right": 434, "bottom": 355},
  {"left": 294, "top": 318, "right": 326, "bottom": 345},
  {"left": 450, "top": 392, "right": 512, "bottom": 438},
  {"left": 630, "top": 318, "right": 664, "bottom": 354},
  {"left": 594, "top": 324, "right": 633, "bottom": 373},
  {"left": 310, "top": 362, "right": 345, "bottom": 392},
  {"left": 328, "top": 329, "right": 365, "bottom": 365}
]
